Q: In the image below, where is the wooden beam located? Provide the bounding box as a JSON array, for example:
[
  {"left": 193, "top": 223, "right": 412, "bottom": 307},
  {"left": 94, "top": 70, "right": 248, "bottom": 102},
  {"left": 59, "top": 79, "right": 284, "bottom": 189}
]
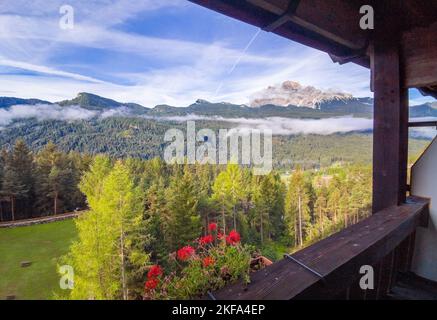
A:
[
  {"left": 402, "top": 22, "right": 437, "bottom": 88},
  {"left": 371, "top": 18, "right": 409, "bottom": 213},
  {"left": 408, "top": 121, "right": 437, "bottom": 129},
  {"left": 189, "top": 0, "right": 369, "bottom": 65},
  {"left": 248, "top": 0, "right": 367, "bottom": 50}
]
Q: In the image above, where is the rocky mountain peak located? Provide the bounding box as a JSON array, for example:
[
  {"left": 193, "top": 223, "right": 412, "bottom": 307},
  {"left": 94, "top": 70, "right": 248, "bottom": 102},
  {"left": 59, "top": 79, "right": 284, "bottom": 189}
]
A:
[{"left": 249, "top": 81, "right": 354, "bottom": 109}]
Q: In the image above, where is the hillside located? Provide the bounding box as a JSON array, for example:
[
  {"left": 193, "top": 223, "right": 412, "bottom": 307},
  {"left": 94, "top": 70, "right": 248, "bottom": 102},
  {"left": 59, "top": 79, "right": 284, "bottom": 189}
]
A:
[
  {"left": 0, "top": 97, "right": 52, "bottom": 109},
  {"left": 0, "top": 92, "right": 434, "bottom": 169},
  {"left": 1, "top": 92, "right": 436, "bottom": 119},
  {"left": 57, "top": 92, "right": 148, "bottom": 115}
]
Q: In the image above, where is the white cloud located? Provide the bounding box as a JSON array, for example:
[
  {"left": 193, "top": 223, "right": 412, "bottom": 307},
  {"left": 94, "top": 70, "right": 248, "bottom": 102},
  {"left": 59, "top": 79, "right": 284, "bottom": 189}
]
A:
[
  {"left": 0, "top": 0, "right": 372, "bottom": 107},
  {"left": 148, "top": 114, "right": 374, "bottom": 135},
  {"left": 0, "top": 58, "right": 105, "bottom": 83},
  {"left": 0, "top": 104, "right": 98, "bottom": 127}
]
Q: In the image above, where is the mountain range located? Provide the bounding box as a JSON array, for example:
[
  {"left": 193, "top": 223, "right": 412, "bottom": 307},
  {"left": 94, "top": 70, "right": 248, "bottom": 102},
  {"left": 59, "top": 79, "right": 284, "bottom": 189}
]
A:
[
  {"left": 1, "top": 91, "right": 436, "bottom": 119},
  {"left": 0, "top": 89, "right": 433, "bottom": 169}
]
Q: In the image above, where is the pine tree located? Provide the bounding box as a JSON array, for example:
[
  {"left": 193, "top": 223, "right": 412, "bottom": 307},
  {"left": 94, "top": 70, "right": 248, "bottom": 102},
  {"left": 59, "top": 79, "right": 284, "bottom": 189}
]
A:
[
  {"left": 211, "top": 164, "right": 244, "bottom": 234},
  {"left": 284, "top": 169, "right": 311, "bottom": 247},
  {"left": 314, "top": 183, "right": 329, "bottom": 238},
  {"left": 0, "top": 149, "right": 7, "bottom": 221},
  {"left": 68, "top": 159, "right": 150, "bottom": 300},
  {"left": 144, "top": 177, "right": 168, "bottom": 259},
  {"left": 1, "top": 140, "right": 34, "bottom": 220},
  {"left": 165, "top": 166, "right": 201, "bottom": 250},
  {"left": 35, "top": 143, "right": 77, "bottom": 215},
  {"left": 211, "top": 170, "right": 232, "bottom": 235}
]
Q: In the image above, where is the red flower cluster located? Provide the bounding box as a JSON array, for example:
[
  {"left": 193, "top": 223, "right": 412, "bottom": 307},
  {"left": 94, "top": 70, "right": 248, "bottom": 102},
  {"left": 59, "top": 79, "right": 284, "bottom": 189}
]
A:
[
  {"left": 145, "top": 278, "right": 159, "bottom": 290},
  {"left": 177, "top": 246, "right": 195, "bottom": 261},
  {"left": 208, "top": 222, "right": 217, "bottom": 232},
  {"left": 145, "top": 264, "right": 163, "bottom": 291},
  {"left": 147, "top": 265, "right": 163, "bottom": 279},
  {"left": 199, "top": 235, "right": 213, "bottom": 246},
  {"left": 202, "top": 256, "right": 215, "bottom": 268},
  {"left": 226, "top": 230, "right": 241, "bottom": 245}
]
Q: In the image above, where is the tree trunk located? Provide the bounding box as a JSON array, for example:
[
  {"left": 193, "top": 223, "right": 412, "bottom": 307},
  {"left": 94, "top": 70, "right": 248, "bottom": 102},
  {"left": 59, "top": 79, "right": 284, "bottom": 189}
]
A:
[
  {"left": 120, "top": 224, "right": 127, "bottom": 300},
  {"left": 294, "top": 213, "right": 298, "bottom": 246},
  {"left": 205, "top": 212, "right": 209, "bottom": 236},
  {"left": 344, "top": 209, "right": 348, "bottom": 228},
  {"left": 233, "top": 206, "right": 237, "bottom": 230},
  {"left": 319, "top": 207, "right": 324, "bottom": 235},
  {"left": 11, "top": 196, "right": 15, "bottom": 221},
  {"left": 260, "top": 212, "right": 264, "bottom": 245},
  {"left": 0, "top": 201, "right": 3, "bottom": 222},
  {"left": 298, "top": 194, "right": 303, "bottom": 247},
  {"left": 221, "top": 203, "right": 226, "bottom": 238},
  {"left": 54, "top": 192, "right": 58, "bottom": 216}
]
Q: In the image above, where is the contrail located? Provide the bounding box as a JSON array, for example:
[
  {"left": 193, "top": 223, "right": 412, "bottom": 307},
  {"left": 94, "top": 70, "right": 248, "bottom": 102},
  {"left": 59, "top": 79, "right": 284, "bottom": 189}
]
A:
[{"left": 213, "top": 28, "right": 262, "bottom": 98}]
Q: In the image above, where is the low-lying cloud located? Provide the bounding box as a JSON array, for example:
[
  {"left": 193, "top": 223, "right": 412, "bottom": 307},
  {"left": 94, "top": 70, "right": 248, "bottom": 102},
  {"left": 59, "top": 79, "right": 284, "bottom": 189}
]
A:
[
  {"left": 1, "top": 107, "right": 435, "bottom": 139},
  {"left": 151, "top": 114, "right": 374, "bottom": 135},
  {"left": 0, "top": 103, "right": 140, "bottom": 129},
  {"left": 409, "top": 117, "right": 437, "bottom": 140},
  {"left": 0, "top": 104, "right": 98, "bottom": 127}
]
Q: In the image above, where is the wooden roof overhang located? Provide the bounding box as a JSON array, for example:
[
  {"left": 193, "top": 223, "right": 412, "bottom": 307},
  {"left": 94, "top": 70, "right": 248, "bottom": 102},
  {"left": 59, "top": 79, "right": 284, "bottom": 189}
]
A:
[{"left": 189, "top": 0, "right": 437, "bottom": 98}]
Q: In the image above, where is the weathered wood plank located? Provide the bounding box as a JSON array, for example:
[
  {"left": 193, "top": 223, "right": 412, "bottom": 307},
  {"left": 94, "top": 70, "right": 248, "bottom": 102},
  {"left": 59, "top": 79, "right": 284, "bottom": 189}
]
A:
[
  {"left": 371, "top": 22, "right": 409, "bottom": 213},
  {"left": 248, "top": 0, "right": 367, "bottom": 49},
  {"left": 403, "top": 22, "right": 437, "bottom": 88},
  {"left": 210, "top": 197, "right": 429, "bottom": 300},
  {"left": 188, "top": 0, "right": 367, "bottom": 63}
]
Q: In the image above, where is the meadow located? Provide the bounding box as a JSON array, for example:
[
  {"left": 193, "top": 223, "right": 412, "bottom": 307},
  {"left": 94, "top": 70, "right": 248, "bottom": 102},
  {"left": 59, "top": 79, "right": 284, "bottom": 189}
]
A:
[{"left": 0, "top": 220, "right": 77, "bottom": 300}]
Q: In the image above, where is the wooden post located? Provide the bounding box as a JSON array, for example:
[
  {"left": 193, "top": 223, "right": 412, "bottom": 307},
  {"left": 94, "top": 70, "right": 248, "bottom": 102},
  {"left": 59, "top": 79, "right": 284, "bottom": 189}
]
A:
[{"left": 371, "top": 24, "right": 409, "bottom": 213}]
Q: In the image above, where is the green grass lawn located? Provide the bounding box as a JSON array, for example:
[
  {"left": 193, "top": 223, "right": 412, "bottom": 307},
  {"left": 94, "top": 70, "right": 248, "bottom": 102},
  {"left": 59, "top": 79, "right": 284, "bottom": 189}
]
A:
[{"left": 0, "top": 220, "right": 77, "bottom": 300}]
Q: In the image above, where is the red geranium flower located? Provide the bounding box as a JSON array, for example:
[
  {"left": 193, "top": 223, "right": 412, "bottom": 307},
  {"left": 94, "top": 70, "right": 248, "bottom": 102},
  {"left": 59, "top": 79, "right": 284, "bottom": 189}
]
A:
[
  {"left": 177, "top": 246, "right": 195, "bottom": 261},
  {"left": 145, "top": 278, "right": 159, "bottom": 290},
  {"left": 147, "top": 265, "right": 163, "bottom": 279},
  {"left": 226, "top": 230, "right": 241, "bottom": 245},
  {"left": 208, "top": 222, "right": 217, "bottom": 232},
  {"left": 199, "top": 235, "right": 214, "bottom": 246},
  {"left": 202, "top": 256, "right": 215, "bottom": 268}
]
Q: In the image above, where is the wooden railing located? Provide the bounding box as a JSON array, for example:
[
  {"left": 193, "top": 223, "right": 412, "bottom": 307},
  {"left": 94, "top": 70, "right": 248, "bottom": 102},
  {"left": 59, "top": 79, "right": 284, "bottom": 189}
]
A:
[
  {"left": 207, "top": 196, "right": 429, "bottom": 300},
  {"left": 408, "top": 121, "right": 437, "bottom": 128}
]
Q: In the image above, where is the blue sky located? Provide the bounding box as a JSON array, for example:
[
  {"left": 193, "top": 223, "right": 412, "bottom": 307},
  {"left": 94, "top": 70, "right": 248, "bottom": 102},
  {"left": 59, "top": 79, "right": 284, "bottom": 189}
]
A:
[{"left": 0, "top": 0, "right": 433, "bottom": 107}]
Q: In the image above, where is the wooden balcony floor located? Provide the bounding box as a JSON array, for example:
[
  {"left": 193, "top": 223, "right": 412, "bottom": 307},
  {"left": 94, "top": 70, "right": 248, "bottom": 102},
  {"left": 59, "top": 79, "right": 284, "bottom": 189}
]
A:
[{"left": 387, "top": 272, "right": 437, "bottom": 300}]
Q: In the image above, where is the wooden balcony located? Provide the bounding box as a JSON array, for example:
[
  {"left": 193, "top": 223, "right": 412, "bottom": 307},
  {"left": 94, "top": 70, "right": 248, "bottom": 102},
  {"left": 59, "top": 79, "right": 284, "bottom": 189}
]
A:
[
  {"left": 190, "top": 0, "right": 437, "bottom": 300},
  {"left": 207, "top": 196, "right": 430, "bottom": 300}
]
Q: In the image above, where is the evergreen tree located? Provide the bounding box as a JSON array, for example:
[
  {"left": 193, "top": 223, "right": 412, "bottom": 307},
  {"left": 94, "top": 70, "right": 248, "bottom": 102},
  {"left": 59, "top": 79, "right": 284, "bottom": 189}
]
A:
[
  {"left": 1, "top": 140, "right": 34, "bottom": 220},
  {"left": 165, "top": 166, "right": 201, "bottom": 250},
  {"left": 0, "top": 149, "right": 8, "bottom": 221},
  {"left": 284, "top": 169, "right": 311, "bottom": 247},
  {"left": 68, "top": 160, "right": 150, "bottom": 300},
  {"left": 211, "top": 164, "right": 244, "bottom": 234},
  {"left": 144, "top": 177, "right": 169, "bottom": 260},
  {"left": 314, "top": 184, "right": 329, "bottom": 237},
  {"left": 35, "top": 142, "right": 77, "bottom": 215}
]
